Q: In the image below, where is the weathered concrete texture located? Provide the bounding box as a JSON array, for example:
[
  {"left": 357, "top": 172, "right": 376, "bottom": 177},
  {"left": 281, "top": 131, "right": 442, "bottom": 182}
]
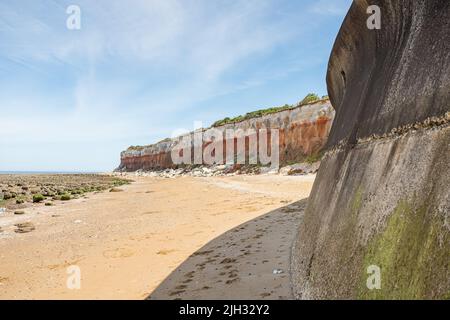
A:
[
  {"left": 292, "top": 0, "right": 450, "bottom": 299},
  {"left": 326, "top": 0, "right": 450, "bottom": 147},
  {"left": 118, "top": 101, "right": 334, "bottom": 171}
]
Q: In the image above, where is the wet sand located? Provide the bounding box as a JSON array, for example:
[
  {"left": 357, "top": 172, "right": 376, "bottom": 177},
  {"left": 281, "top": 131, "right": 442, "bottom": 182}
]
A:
[{"left": 0, "top": 174, "right": 314, "bottom": 300}]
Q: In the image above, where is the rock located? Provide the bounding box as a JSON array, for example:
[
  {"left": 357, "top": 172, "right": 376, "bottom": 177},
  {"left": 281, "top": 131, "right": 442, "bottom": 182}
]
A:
[
  {"left": 60, "top": 194, "right": 71, "bottom": 201},
  {"left": 279, "top": 166, "right": 292, "bottom": 175},
  {"left": 201, "top": 167, "right": 212, "bottom": 174},
  {"left": 260, "top": 167, "right": 278, "bottom": 175},
  {"left": 14, "top": 210, "right": 25, "bottom": 215},
  {"left": 32, "top": 194, "right": 45, "bottom": 203},
  {"left": 259, "top": 167, "right": 272, "bottom": 175},
  {"left": 279, "top": 162, "right": 321, "bottom": 176},
  {"left": 213, "top": 165, "right": 226, "bottom": 171},
  {"left": 14, "top": 222, "right": 35, "bottom": 233}
]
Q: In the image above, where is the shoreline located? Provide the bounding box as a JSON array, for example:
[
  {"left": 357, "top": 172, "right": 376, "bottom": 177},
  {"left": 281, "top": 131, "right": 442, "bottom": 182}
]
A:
[{"left": 0, "top": 174, "right": 314, "bottom": 299}]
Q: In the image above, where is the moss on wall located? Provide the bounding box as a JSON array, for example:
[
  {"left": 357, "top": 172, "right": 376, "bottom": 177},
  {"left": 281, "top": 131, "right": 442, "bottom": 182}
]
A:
[{"left": 359, "top": 199, "right": 449, "bottom": 299}]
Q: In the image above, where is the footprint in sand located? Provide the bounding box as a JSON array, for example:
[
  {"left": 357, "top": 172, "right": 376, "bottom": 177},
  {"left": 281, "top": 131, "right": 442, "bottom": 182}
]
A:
[
  {"left": 225, "top": 278, "right": 239, "bottom": 285},
  {"left": 157, "top": 249, "right": 176, "bottom": 256},
  {"left": 0, "top": 276, "right": 9, "bottom": 284},
  {"left": 169, "top": 290, "right": 185, "bottom": 296},
  {"left": 142, "top": 211, "right": 159, "bottom": 215},
  {"left": 103, "top": 247, "right": 135, "bottom": 258},
  {"left": 220, "top": 258, "right": 236, "bottom": 264},
  {"left": 192, "top": 250, "right": 214, "bottom": 257},
  {"left": 175, "top": 285, "right": 187, "bottom": 290}
]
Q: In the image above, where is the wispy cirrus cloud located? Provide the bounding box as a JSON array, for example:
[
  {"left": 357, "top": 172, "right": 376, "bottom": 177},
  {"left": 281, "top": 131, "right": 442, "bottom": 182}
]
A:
[
  {"left": 308, "top": 0, "right": 352, "bottom": 16},
  {"left": 0, "top": 0, "right": 348, "bottom": 171}
]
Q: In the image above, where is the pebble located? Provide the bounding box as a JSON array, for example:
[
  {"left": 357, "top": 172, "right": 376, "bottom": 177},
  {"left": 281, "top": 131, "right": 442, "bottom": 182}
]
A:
[
  {"left": 122, "top": 161, "right": 320, "bottom": 179},
  {"left": 14, "top": 222, "right": 35, "bottom": 233}
]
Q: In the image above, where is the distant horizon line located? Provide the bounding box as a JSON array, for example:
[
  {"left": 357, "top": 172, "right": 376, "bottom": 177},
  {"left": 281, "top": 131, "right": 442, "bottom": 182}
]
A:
[{"left": 0, "top": 170, "right": 106, "bottom": 175}]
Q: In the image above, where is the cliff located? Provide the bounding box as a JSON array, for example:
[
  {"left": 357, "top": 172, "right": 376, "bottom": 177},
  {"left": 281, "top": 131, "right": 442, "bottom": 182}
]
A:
[
  {"left": 291, "top": 0, "right": 450, "bottom": 299},
  {"left": 117, "top": 100, "right": 335, "bottom": 172}
]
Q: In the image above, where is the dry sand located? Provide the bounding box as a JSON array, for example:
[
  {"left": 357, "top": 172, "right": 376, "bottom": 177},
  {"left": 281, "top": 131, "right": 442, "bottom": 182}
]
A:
[{"left": 0, "top": 174, "right": 314, "bottom": 300}]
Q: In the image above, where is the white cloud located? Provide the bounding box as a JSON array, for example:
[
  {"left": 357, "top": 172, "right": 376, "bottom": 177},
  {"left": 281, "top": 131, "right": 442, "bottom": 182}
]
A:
[
  {"left": 1, "top": 0, "right": 291, "bottom": 78},
  {"left": 0, "top": 0, "right": 327, "bottom": 170},
  {"left": 308, "top": 0, "right": 352, "bottom": 16}
]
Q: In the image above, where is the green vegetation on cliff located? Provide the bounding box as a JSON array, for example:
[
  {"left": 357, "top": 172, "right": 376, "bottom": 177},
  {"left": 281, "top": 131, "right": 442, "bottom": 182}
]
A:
[
  {"left": 212, "top": 93, "right": 324, "bottom": 127},
  {"left": 125, "top": 93, "right": 328, "bottom": 151},
  {"left": 212, "top": 104, "right": 293, "bottom": 127},
  {"left": 359, "top": 199, "right": 450, "bottom": 300}
]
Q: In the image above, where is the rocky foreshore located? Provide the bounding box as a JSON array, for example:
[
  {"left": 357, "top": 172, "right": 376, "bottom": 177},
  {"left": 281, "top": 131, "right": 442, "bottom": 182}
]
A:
[
  {"left": 114, "top": 161, "right": 321, "bottom": 179},
  {"left": 0, "top": 174, "right": 131, "bottom": 211}
]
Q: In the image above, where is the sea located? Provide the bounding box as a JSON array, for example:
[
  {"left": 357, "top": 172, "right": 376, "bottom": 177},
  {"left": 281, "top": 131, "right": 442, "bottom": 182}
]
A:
[{"left": 0, "top": 171, "right": 99, "bottom": 175}]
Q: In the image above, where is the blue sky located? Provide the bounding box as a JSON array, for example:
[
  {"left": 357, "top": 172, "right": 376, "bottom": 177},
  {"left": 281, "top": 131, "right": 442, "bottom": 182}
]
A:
[{"left": 0, "top": 0, "right": 352, "bottom": 172}]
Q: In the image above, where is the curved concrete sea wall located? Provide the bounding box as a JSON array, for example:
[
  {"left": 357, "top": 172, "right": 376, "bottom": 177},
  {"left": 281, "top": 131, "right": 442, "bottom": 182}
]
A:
[
  {"left": 118, "top": 100, "right": 335, "bottom": 171},
  {"left": 292, "top": 0, "right": 449, "bottom": 299}
]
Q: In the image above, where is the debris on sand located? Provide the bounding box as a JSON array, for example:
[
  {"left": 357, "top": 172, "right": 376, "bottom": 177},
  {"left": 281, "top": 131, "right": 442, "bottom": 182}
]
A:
[
  {"left": 14, "top": 222, "right": 35, "bottom": 233},
  {"left": 272, "top": 269, "right": 284, "bottom": 275}
]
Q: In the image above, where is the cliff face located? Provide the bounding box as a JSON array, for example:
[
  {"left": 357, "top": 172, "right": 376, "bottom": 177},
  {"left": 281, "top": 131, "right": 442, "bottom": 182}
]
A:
[
  {"left": 292, "top": 0, "right": 450, "bottom": 299},
  {"left": 117, "top": 100, "right": 335, "bottom": 172}
]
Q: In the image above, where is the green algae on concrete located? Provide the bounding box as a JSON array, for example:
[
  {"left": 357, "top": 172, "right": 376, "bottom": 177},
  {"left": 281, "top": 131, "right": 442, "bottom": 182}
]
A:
[{"left": 359, "top": 199, "right": 450, "bottom": 300}]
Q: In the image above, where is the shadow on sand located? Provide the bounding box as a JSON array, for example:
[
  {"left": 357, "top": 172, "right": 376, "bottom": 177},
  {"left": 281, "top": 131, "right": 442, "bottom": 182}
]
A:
[{"left": 148, "top": 198, "right": 308, "bottom": 300}]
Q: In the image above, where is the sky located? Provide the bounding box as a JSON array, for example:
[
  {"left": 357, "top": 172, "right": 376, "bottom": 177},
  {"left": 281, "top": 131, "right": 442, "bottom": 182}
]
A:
[{"left": 0, "top": 0, "right": 352, "bottom": 172}]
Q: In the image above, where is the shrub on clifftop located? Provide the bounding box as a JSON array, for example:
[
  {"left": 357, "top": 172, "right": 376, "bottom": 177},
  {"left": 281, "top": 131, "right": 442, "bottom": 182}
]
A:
[{"left": 299, "top": 93, "right": 320, "bottom": 105}]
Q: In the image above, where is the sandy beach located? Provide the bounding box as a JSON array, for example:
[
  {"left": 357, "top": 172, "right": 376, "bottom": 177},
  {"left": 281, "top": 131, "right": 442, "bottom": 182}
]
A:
[{"left": 0, "top": 174, "right": 314, "bottom": 300}]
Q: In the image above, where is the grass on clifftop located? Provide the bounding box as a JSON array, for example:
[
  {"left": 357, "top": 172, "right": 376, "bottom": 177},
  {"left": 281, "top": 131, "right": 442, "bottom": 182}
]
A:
[
  {"left": 126, "top": 93, "right": 329, "bottom": 151},
  {"left": 212, "top": 93, "right": 325, "bottom": 127}
]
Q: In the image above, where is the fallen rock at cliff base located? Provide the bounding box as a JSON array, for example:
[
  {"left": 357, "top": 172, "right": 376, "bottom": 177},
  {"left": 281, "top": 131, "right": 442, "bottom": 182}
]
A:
[
  {"left": 117, "top": 100, "right": 335, "bottom": 172},
  {"left": 279, "top": 162, "right": 320, "bottom": 176}
]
